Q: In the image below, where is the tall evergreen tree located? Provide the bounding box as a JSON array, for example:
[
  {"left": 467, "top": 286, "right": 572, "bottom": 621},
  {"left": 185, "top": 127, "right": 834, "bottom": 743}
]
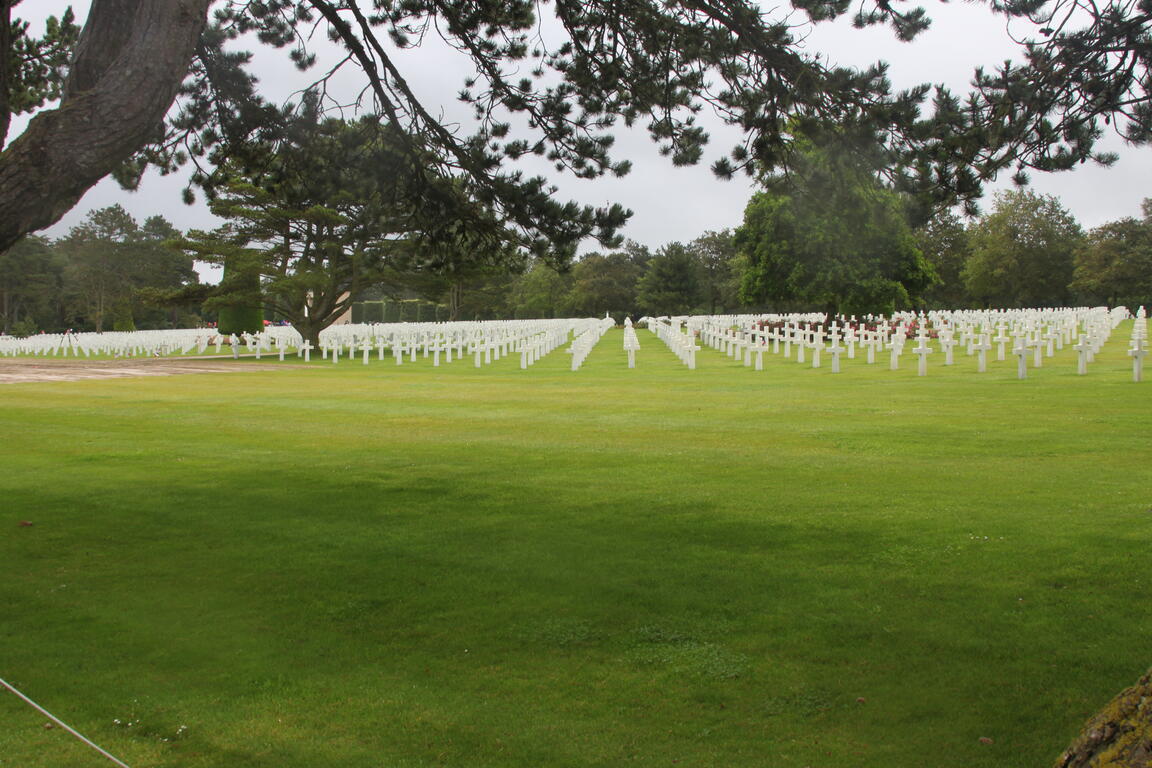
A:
[
  {"left": 636, "top": 243, "right": 704, "bottom": 316},
  {"left": 178, "top": 105, "right": 522, "bottom": 345},
  {"left": 0, "top": 234, "right": 62, "bottom": 335},
  {"left": 916, "top": 212, "right": 974, "bottom": 309}
]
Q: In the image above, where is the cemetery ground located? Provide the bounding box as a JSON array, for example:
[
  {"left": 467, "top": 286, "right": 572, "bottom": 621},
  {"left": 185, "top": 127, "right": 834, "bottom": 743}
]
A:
[{"left": 1, "top": 326, "right": 1149, "bottom": 768}]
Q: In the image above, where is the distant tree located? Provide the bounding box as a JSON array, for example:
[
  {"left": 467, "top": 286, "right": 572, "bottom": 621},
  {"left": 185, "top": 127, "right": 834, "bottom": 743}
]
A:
[
  {"left": 735, "top": 141, "right": 935, "bottom": 318},
  {"left": 916, "top": 211, "right": 973, "bottom": 309},
  {"left": 380, "top": 238, "right": 525, "bottom": 322},
  {"left": 508, "top": 261, "right": 573, "bottom": 319},
  {"left": 566, "top": 251, "right": 645, "bottom": 319},
  {"left": 1071, "top": 201, "right": 1152, "bottom": 307},
  {"left": 963, "top": 190, "right": 1082, "bottom": 308},
  {"left": 636, "top": 242, "right": 704, "bottom": 316},
  {"left": 687, "top": 229, "right": 741, "bottom": 314},
  {"left": 178, "top": 108, "right": 504, "bottom": 346},
  {"left": 59, "top": 205, "right": 138, "bottom": 331},
  {"left": 0, "top": 234, "right": 63, "bottom": 335},
  {"left": 58, "top": 205, "right": 196, "bottom": 331}
]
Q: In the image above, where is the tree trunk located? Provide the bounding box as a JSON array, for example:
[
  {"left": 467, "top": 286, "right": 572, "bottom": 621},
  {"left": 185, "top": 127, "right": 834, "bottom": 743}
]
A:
[
  {"left": 0, "top": 0, "right": 212, "bottom": 253},
  {"left": 448, "top": 281, "right": 462, "bottom": 322},
  {"left": 0, "top": 0, "right": 12, "bottom": 150},
  {"left": 1055, "top": 669, "right": 1152, "bottom": 768},
  {"left": 295, "top": 319, "right": 323, "bottom": 350}
]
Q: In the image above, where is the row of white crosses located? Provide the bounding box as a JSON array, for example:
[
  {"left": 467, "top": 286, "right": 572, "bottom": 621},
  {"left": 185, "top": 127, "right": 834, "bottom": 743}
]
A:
[
  {"left": 309, "top": 319, "right": 598, "bottom": 370},
  {"left": 643, "top": 316, "right": 701, "bottom": 369},
  {"left": 568, "top": 317, "right": 616, "bottom": 370},
  {"left": 3, "top": 308, "right": 1140, "bottom": 380},
  {"left": 680, "top": 306, "right": 1135, "bottom": 378},
  {"left": 0, "top": 319, "right": 595, "bottom": 372},
  {"left": 0, "top": 325, "right": 319, "bottom": 361},
  {"left": 692, "top": 314, "right": 909, "bottom": 373},
  {"left": 0, "top": 328, "right": 245, "bottom": 359},
  {"left": 897, "top": 308, "right": 1122, "bottom": 378}
]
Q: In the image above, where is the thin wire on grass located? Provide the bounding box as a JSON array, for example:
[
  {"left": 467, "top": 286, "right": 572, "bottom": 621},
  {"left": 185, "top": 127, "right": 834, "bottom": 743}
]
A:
[{"left": 0, "top": 676, "right": 132, "bottom": 768}]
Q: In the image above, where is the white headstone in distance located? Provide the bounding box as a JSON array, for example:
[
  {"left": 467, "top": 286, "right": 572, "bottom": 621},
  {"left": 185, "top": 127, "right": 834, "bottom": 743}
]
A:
[
  {"left": 972, "top": 335, "right": 991, "bottom": 373},
  {"left": 1129, "top": 341, "right": 1146, "bottom": 383},
  {"left": 1073, "top": 334, "right": 1090, "bottom": 375},
  {"left": 939, "top": 332, "right": 955, "bottom": 366},
  {"left": 1013, "top": 340, "right": 1028, "bottom": 380},
  {"left": 829, "top": 337, "right": 844, "bottom": 373},
  {"left": 993, "top": 325, "right": 1010, "bottom": 361},
  {"left": 913, "top": 333, "right": 933, "bottom": 376}
]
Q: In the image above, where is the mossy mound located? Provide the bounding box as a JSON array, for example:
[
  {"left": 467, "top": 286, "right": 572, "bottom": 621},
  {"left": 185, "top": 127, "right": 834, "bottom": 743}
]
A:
[{"left": 1056, "top": 669, "right": 1152, "bottom": 767}]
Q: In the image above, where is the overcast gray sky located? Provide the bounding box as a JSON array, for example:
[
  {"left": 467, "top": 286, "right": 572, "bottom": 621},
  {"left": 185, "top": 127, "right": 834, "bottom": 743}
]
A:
[{"left": 12, "top": 1, "right": 1150, "bottom": 282}]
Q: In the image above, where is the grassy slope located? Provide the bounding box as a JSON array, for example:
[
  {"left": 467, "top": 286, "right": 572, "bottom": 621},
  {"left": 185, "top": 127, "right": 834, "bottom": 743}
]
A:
[{"left": 1, "top": 326, "right": 1149, "bottom": 767}]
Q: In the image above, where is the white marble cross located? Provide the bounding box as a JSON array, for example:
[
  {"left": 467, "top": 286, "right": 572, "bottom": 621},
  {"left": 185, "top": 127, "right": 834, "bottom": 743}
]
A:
[
  {"left": 993, "top": 325, "right": 1010, "bottom": 361},
  {"left": 1073, "top": 334, "right": 1091, "bottom": 375},
  {"left": 864, "top": 331, "right": 877, "bottom": 365},
  {"left": 1013, "top": 340, "right": 1028, "bottom": 379},
  {"left": 912, "top": 332, "right": 933, "bottom": 376},
  {"left": 809, "top": 329, "right": 824, "bottom": 368},
  {"left": 972, "top": 334, "right": 991, "bottom": 373},
  {"left": 939, "top": 332, "right": 955, "bottom": 366},
  {"left": 888, "top": 334, "right": 903, "bottom": 371},
  {"left": 1129, "top": 341, "right": 1146, "bottom": 383},
  {"left": 828, "top": 337, "right": 844, "bottom": 373}
]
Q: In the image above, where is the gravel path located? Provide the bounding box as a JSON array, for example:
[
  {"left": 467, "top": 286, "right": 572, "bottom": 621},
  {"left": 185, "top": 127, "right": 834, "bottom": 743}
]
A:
[{"left": 0, "top": 357, "right": 308, "bottom": 384}]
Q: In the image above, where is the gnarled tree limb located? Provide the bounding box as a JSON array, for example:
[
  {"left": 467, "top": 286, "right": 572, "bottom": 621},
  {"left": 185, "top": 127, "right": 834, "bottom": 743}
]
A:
[{"left": 0, "top": 0, "right": 212, "bottom": 253}]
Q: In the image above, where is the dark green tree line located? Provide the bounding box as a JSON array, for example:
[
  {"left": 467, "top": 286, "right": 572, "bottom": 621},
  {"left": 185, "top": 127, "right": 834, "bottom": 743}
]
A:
[{"left": 0, "top": 205, "right": 198, "bottom": 335}]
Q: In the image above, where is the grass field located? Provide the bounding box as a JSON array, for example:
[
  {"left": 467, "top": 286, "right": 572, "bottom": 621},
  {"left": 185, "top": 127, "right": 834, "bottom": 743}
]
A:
[{"left": 2, "top": 326, "right": 1149, "bottom": 767}]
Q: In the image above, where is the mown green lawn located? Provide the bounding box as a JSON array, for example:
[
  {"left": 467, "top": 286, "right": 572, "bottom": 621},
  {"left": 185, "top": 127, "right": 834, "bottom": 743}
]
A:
[{"left": 1, "top": 325, "right": 1149, "bottom": 767}]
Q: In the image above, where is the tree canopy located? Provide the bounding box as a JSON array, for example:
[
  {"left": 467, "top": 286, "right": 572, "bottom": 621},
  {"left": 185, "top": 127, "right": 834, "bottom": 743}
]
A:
[
  {"left": 2, "top": 0, "right": 1150, "bottom": 255},
  {"left": 176, "top": 107, "right": 432, "bottom": 345},
  {"left": 916, "top": 211, "right": 973, "bottom": 309},
  {"left": 0, "top": 205, "right": 197, "bottom": 335},
  {"left": 58, "top": 204, "right": 196, "bottom": 331},
  {"left": 636, "top": 242, "right": 705, "bottom": 316},
  {"left": 962, "top": 189, "right": 1082, "bottom": 308},
  {"left": 1071, "top": 199, "right": 1152, "bottom": 307},
  {"left": 735, "top": 139, "right": 936, "bottom": 317}
]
